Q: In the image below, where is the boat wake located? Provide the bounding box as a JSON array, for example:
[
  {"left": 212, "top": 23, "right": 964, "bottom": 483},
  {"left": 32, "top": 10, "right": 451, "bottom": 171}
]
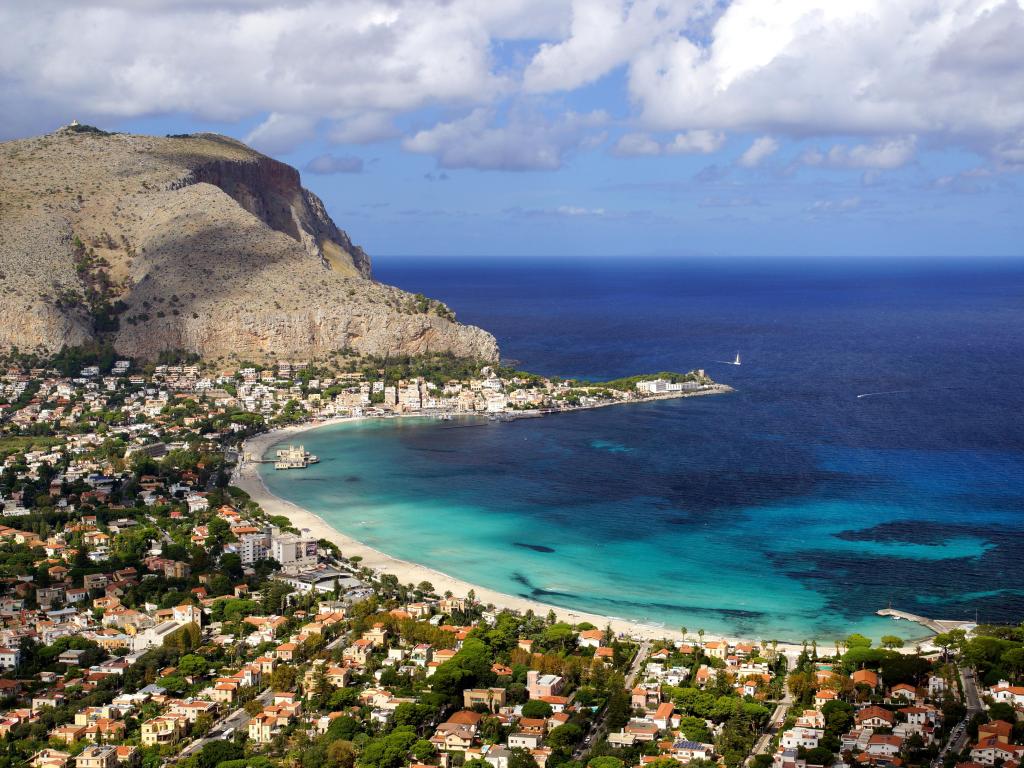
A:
[{"left": 856, "top": 390, "right": 910, "bottom": 399}]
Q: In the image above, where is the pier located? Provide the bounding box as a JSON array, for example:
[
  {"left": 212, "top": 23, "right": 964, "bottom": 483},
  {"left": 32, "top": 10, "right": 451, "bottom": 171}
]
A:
[{"left": 876, "top": 608, "right": 972, "bottom": 634}]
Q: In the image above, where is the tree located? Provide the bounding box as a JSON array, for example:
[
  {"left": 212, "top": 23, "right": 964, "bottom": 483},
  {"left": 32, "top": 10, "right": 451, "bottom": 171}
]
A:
[
  {"left": 326, "top": 740, "right": 357, "bottom": 768},
  {"left": 988, "top": 702, "right": 1016, "bottom": 723},
  {"left": 1001, "top": 647, "right": 1024, "bottom": 677},
  {"left": 412, "top": 740, "right": 435, "bottom": 762},
  {"left": 880, "top": 635, "right": 904, "bottom": 649},
  {"left": 546, "top": 723, "right": 583, "bottom": 752},
  {"left": 271, "top": 664, "right": 297, "bottom": 691},
  {"left": 802, "top": 746, "right": 834, "bottom": 766},
  {"left": 845, "top": 633, "right": 872, "bottom": 649},
  {"left": 508, "top": 748, "right": 540, "bottom": 768},
  {"left": 521, "top": 700, "right": 554, "bottom": 719},
  {"left": 589, "top": 759, "right": 625, "bottom": 768},
  {"left": 195, "top": 740, "right": 242, "bottom": 768},
  {"left": 177, "top": 654, "right": 208, "bottom": 678},
  {"left": 821, "top": 700, "right": 854, "bottom": 741}
]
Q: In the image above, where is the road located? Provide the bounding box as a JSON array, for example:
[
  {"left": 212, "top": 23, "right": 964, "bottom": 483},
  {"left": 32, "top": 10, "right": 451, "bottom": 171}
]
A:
[
  {"left": 177, "top": 687, "right": 274, "bottom": 759},
  {"left": 932, "top": 666, "right": 983, "bottom": 768},
  {"left": 574, "top": 639, "right": 652, "bottom": 760},
  {"left": 747, "top": 688, "right": 794, "bottom": 764}
]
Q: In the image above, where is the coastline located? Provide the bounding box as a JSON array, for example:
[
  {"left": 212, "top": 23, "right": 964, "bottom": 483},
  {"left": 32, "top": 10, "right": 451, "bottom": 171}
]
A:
[{"left": 233, "top": 415, "right": 831, "bottom": 654}]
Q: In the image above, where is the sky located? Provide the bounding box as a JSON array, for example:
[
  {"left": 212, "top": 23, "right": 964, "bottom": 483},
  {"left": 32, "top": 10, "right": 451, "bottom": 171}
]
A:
[{"left": 2, "top": 0, "right": 1023, "bottom": 259}]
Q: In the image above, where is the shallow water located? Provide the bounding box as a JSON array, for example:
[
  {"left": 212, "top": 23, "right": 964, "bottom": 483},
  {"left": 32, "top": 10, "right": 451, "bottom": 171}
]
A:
[{"left": 260, "top": 257, "right": 1024, "bottom": 642}]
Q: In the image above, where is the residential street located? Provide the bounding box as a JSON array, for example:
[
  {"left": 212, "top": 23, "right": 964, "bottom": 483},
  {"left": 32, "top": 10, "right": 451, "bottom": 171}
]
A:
[{"left": 574, "top": 639, "right": 652, "bottom": 760}]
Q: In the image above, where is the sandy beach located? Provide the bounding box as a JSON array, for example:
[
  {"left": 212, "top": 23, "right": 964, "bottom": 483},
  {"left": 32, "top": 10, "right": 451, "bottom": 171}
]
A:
[{"left": 233, "top": 417, "right": 939, "bottom": 655}]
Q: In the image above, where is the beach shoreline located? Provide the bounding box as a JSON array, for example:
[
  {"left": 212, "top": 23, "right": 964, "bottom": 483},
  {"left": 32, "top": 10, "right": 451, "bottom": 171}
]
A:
[{"left": 233, "top": 415, "right": 947, "bottom": 654}]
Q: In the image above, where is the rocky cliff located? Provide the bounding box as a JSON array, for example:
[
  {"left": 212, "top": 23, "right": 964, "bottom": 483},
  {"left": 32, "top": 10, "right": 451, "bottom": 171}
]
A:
[{"left": 0, "top": 126, "right": 498, "bottom": 363}]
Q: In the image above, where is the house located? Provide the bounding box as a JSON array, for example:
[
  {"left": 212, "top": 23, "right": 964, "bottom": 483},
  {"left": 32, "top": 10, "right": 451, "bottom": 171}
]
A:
[
  {"left": 988, "top": 681, "right": 1024, "bottom": 707},
  {"left": 140, "top": 715, "right": 186, "bottom": 746},
  {"left": 888, "top": 683, "right": 921, "bottom": 703},
  {"left": 49, "top": 724, "right": 87, "bottom": 744},
  {"left": 703, "top": 641, "right": 728, "bottom": 660},
  {"left": 971, "top": 738, "right": 1024, "bottom": 765},
  {"left": 866, "top": 735, "right": 903, "bottom": 758},
  {"left": 0, "top": 647, "right": 20, "bottom": 669},
  {"left": 928, "top": 675, "right": 947, "bottom": 697},
  {"left": 813, "top": 689, "right": 837, "bottom": 709},
  {"left": 578, "top": 629, "right": 605, "bottom": 648},
  {"left": 508, "top": 733, "right": 542, "bottom": 750},
  {"left": 856, "top": 706, "right": 896, "bottom": 729},
  {"left": 780, "top": 728, "right": 822, "bottom": 750},
  {"left": 30, "top": 750, "right": 72, "bottom": 768},
  {"left": 852, "top": 669, "right": 880, "bottom": 689},
  {"left": 75, "top": 745, "right": 118, "bottom": 768},
  {"left": 671, "top": 740, "right": 715, "bottom": 763},
  {"left": 631, "top": 683, "right": 661, "bottom": 711},
  {"left": 651, "top": 702, "right": 675, "bottom": 730},
  {"left": 527, "top": 671, "right": 564, "bottom": 699},
  {"left": 464, "top": 688, "right": 506, "bottom": 712}
]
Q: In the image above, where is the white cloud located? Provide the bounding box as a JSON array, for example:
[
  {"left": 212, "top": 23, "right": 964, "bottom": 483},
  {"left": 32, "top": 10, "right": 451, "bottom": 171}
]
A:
[
  {"left": 806, "top": 196, "right": 875, "bottom": 215},
  {"left": 244, "top": 113, "right": 316, "bottom": 154},
  {"left": 555, "top": 205, "right": 606, "bottom": 216},
  {"left": 403, "top": 108, "right": 608, "bottom": 170},
  {"left": 738, "top": 136, "right": 779, "bottom": 167},
  {"left": 667, "top": 130, "right": 726, "bottom": 154},
  {"left": 614, "top": 129, "right": 724, "bottom": 156},
  {"left": 0, "top": 0, "right": 519, "bottom": 137},
  {"left": 627, "top": 0, "right": 1024, "bottom": 151},
  {"left": 802, "top": 136, "right": 918, "bottom": 169},
  {"left": 522, "top": 0, "right": 700, "bottom": 93},
  {"left": 614, "top": 133, "right": 663, "bottom": 156},
  {"left": 304, "top": 154, "right": 364, "bottom": 174},
  {"left": 328, "top": 112, "right": 400, "bottom": 145},
  {"left": 1, "top": 0, "right": 1022, "bottom": 167}
]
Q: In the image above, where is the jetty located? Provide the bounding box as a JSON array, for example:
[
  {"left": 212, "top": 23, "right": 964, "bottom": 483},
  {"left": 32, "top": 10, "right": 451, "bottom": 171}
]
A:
[{"left": 876, "top": 608, "right": 973, "bottom": 634}]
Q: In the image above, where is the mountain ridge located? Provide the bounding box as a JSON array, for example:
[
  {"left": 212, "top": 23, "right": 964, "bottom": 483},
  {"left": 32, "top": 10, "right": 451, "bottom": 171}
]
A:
[{"left": 0, "top": 125, "right": 498, "bottom": 363}]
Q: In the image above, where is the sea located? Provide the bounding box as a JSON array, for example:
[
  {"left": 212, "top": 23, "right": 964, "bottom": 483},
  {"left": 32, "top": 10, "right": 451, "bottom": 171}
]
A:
[{"left": 259, "top": 257, "right": 1024, "bottom": 643}]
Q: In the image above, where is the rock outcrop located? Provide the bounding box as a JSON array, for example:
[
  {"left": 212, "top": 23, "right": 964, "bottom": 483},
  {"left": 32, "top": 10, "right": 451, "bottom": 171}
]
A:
[{"left": 0, "top": 126, "right": 498, "bottom": 362}]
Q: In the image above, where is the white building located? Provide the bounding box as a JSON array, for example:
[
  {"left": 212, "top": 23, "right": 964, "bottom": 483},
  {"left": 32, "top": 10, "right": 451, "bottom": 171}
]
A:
[{"left": 271, "top": 530, "right": 318, "bottom": 573}]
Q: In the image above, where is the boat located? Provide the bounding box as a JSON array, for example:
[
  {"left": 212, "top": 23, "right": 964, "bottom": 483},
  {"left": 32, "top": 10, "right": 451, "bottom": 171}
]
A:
[{"left": 733, "top": 352, "right": 741, "bottom": 366}]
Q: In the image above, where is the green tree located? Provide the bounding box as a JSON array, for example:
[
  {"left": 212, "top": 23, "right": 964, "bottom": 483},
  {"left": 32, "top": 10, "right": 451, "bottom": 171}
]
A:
[
  {"left": 880, "top": 635, "right": 904, "bottom": 649},
  {"left": 521, "top": 700, "right": 554, "bottom": 719},
  {"left": 177, "top": 654, "right": 208, "bottom": 678}
]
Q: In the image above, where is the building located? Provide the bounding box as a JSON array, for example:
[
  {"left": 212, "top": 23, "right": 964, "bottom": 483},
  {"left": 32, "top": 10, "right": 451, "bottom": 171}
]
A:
[
  {"left": 526, "top": 671, "right": 564, "bottom": 699},
  {"left": 0, "top": 647, "right": 20, "bottom": 669},
  {"left": 75, "top": 745, "right": 118, "bottom": 768},
  {"left": 464, "top": 688, "right": 506, "bottom": 712},
  {"left": 271, "top": 529, "right": 318, "bottom": 573}
]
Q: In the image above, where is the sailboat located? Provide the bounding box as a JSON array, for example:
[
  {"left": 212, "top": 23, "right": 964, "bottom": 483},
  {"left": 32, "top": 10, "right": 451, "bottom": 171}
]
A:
[
  {"left": 717, "top": 352, "right": 742, "bottom": 366},
  {"left": 732, "top": 352, "right": 741, "bottom": 366}
]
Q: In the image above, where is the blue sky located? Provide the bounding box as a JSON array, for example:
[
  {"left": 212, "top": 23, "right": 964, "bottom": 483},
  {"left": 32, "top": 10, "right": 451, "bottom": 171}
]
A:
[{"left": 2, "top": 0, "right": 1022, "bottom": 258}]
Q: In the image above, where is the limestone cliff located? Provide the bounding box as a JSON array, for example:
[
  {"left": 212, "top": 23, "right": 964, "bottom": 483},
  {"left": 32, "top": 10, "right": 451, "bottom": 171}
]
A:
[{"left": 0, "top": 126, "right": 498, "bottom": 363}]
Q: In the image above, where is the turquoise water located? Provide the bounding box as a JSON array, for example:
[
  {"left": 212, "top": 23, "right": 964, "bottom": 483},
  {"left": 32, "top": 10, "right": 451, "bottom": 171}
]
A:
[{"left": 258, "top": 259, "right": 1024, "bottom": 642}]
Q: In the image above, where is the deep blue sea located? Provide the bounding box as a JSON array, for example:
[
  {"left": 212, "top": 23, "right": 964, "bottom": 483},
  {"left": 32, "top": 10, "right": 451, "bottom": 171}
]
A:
[{"left": 260, "top": 257, "right": 1024, "bottom": 643}]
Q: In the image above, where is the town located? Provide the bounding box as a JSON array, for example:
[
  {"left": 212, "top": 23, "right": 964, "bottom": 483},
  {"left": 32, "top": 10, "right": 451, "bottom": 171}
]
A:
[{"left": 0, "top": 349, "right": 1021, "bottom": 768}]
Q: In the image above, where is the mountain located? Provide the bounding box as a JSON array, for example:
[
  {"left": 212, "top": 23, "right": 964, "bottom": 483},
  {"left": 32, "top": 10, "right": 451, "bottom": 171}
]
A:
[{"left": 0, "top": 125, "right": 498, "bottom": 363}]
